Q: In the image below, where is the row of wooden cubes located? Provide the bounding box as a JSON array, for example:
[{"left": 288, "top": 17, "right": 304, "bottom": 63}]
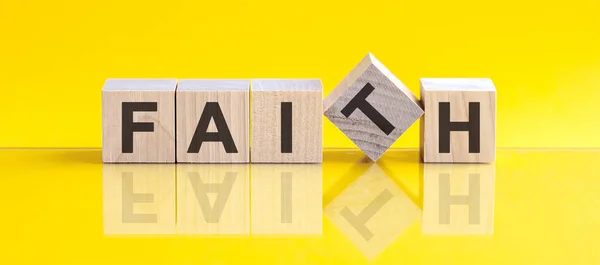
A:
[
  {"left": 102, "top": 53, "right": 496, "bottom": 164},
  {"left": 103, "top": 79, "right": 323, "bottom": 163}
]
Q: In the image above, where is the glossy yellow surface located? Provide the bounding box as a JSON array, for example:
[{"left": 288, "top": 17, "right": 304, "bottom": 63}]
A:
[
  {"left": 0, "top": 149, "right": 599, "bottom": 265},
  {"left": 2, "top": 0, "right": 600, "bottom": 149}
]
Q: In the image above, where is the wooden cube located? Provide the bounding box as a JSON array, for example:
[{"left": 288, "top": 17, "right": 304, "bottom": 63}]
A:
[
  {"left": 251, "top": 164, "right": 322, "bottom": 235},
  {"left": 176, "top": 164, "right": 250, "bottom": 235},
  {"left": 102, "top": 164, "right": 176, "bottom": 235},
  {"left": 251, "top": 79, "right": 323, "bottom": 163},
  {"left": 324, "top": 164, "right": 420, "bottom": 259},
  {"left": 324, "top": 53, "right": 423, "bottom": 161},
  {"left": 176, "top": 80, "right": 250, "bottom": 163},
  {"left": 421, "top": 164, "right": 495, "bottom": 235},
  {"left": 102, "top": 79, "right": 177, "bottom": 163},
  {"left": 420, "top": 78, "right": 497, "bottom": 163}
]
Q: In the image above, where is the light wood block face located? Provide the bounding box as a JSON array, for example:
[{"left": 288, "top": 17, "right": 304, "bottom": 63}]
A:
[
  {"left": 420, "top": 78, "right": 497, "bottom": 163},
  {"left": 176, "top": 80, "right": 250, "bottom": 163},
  {"left": 176, "top": 164, "right": 250, "bottom": 235},
  {"left": 251, "top": 79, "right": 323, "bottom": 163},
  {"left": 324, "top": 164, "right": 421, "bottom": 259},
  {"left": 251, "top": 165, "right": 322, "bottom": 235},
  {"left": 102, "top": 164, "right": 176, "bottom": 235},
  {"left": 102, "top": 79, "right": 177, "bottom": 163},
  {"left": 422, "top": 164, "right": 496, "bottom": 235},
  {"left": 324, "top": 53, "right": 424, "bottom": 161}
]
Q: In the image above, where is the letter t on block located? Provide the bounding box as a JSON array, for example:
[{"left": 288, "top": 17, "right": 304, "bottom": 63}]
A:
[
  {"left": 420, "top": 78, "right": 497, "bottom": 163},
  {"left": 102, "top": 79, "right": 177, "bottom": 163},
  {"left": 324, "top": 53, "right": 424, "bottom": 161}
]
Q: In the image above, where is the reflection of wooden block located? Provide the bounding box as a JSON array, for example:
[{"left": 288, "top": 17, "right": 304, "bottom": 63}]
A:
[
  {"left": 176, "top": 80, "right": 250, "bottom": 163},
  {"left": 102, "top": 164, "right": 176, "bottom": 235},
  {"left": 324, "top": 53, "right": 423, "bottom": 161},
  {"left": 324, "top": 164, "right": 420, "bottom": 260},
  {"left": 422, "top": 164, "right": 495, "bottom": 235},
  {"left": 176, "top": 164, "right": 249, "bottom": 235},
  {"left": 102, "top": 79, "right": 177, "bottom": 163},
  {"left": 420, "top": 78, "right": 496, "bottom": 163},
  {"left": 251, "top": 79, "right": 323, "bottom": 163},
  {"left": 251, "top": 165, "right": 322, "bottom": 234}
]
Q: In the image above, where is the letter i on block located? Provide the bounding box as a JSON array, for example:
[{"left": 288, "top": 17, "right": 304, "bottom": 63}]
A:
[
  {"left": 251, "top": 79, "right": 323, "bottom": 163},
  {"left": 102, "top": 79, "right": 177, "bottom": 163},
  {"left": 324, "top": 53, "right": 424, "bottom": 161},
  {"left": 420, "top": 78, "right": 497, "bottom": 163},
  {"left": 176, "top": 80, "right": 250, "bottom": 163}
]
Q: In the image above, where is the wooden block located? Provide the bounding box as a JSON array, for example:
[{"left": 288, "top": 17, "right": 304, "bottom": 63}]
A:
[
  {"left": 102, "top": 79, "right": 177, "bottom": 163},
  {"left": 422, "top": 164, "right": 495, "bottom": 235},
  {"left": 420, "top": 78, "right": 497, "bottom": 163},
  {"left": 251, "top": 79, "right": 323, "bottom": 163},
  {"left": 102, "top": 164, "right": 176, "bottom": 235},
  {"left": 324, "top": 164, "right": 421, "bottom": 259},
  {"left": 176, "top": 80, "right": 250, "bottom": 163},
  {"left": 324, "top": 53, "right": 424, "bottom": 161},
  {"left": 176, "top": 164, "right": 249, "bottom": 235},
  {"left": 251, "top": 165, "right": 322, "bottom": 235}
]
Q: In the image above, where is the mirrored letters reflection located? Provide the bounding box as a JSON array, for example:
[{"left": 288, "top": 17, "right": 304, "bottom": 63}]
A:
[
  {"left": 177, "top": 164, "right": 250, "bottom": 235},
  {"left": 325, "top": 163, "right": 421, "bottom": 260},
  {"left": 102, "top": 164, "right": 321, "bottom": 235},
  {"left": 102, "top": 164, "right": 176, "bottom": 235},
  {"left": 251, "top": 164, "right": 323, "bottom": 235},
  {"left": 422, "top": 164, "right": 496, "bottom": 235}
]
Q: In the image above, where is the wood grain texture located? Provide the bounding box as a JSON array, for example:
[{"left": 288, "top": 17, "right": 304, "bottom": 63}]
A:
[
  {"left": 251, "top": 79, "right": 323, "bottom": 163},
  {"left": 251, "top": 164, "right": 322, "bottom": 235},
  {"left": 420, "top": 78, "right": 496, "bottom": 163},
  {"left": 102, "top": 79, "right": 176, "bottom": 163},
  {"left": 176, "top": 80, "right": 249, "bottom": 163},
  {"left": 324, "top": 164, "right": 421, "bottom": 259},
  {"left": 176, "top": 164, "right": 249, "bottom": 235},
  {"left": 421, "top": 164, "right": 495, "bottom": 235},
  {"left": 323, "top": 53, "right": 423, "bottom": 161},
  {"left": 102, "top": 164, "right": 176, "bottom": 235}
]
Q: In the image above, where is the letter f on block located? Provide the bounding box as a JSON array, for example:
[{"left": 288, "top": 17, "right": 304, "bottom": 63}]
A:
[{"left": 121, "top": 102, "right": 158, "bottom": 153}]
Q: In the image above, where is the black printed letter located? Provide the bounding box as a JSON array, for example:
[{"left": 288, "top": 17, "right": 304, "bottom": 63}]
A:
[
  {"left": 122, "top": 102, "right": 157, "bottom": 153},
  {"left": 187, "top": 102, "right": 238, "bottom": 153}
]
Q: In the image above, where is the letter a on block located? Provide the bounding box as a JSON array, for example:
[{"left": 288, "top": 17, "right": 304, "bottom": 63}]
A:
[
  {"left": 176, "top": 80, "right": 250, "bottom": 163},
  {"left": 102, "top": 79, "right": 177, "bottom": 163},
  {"left": 420, "top": 78, "right": 496, "bottom": 163},
  {"left": 324, "top": 53, "right": 424, "bottom": 161}
]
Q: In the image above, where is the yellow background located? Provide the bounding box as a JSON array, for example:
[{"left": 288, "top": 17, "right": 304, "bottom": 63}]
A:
[{"left": 1, "top": 0, "right": 600, "bottom": 148}]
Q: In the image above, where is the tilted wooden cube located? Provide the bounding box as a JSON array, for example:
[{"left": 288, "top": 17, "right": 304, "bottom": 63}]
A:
[
  {"left": 420, "top": 78, "right": 496, "bottom": 163},
  {"left": 251, "top": 79, "right": 323, "bottom": 163},
  {"left": 324, "top": 53, "right": 424, "bottom": 161},
  {"left": 102, "top": 79, "right": 177, "bottom": 163},
  {"left": 176, "top": 80, "right": 250, "bottom": 163}
]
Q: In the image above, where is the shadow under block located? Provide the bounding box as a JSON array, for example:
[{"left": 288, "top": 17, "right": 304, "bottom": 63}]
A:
[
  {"left": 421, "top": 164, "right": 496, "bottom": 235},
  {"left": 176, "top": 80, "right": 250, "bottom": 163},
  {"left": 251, "top": 79, "right": 323, "bottom": 163},
  {"left": 102, "top": 79, "right": 177, "bottom": 163},
  {"left": 420, "top": 78, "right": 497, "bottom": 163},
  {"left": 324, "top": 163, "right": 421, "bottom": 259},
  {"left": 251, "top": 164, "right": 322, "bottom": 235},
  {"left": 102, "top": 164, "right": 176, "bottom": 235},
  {"left": 323, "top": 53, "right": 424, "bottom": 162},
  {"left": 176, "top": 164, "right": 250, "bottom": 235}
]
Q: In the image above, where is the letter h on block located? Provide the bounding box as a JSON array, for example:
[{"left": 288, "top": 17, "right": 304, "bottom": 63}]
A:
[
  {"left": 102, "top": 79, "right": 177, "bottom": 163},
  {"left": 420, "top": 78, "right": 497, "bottom": 163}
]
